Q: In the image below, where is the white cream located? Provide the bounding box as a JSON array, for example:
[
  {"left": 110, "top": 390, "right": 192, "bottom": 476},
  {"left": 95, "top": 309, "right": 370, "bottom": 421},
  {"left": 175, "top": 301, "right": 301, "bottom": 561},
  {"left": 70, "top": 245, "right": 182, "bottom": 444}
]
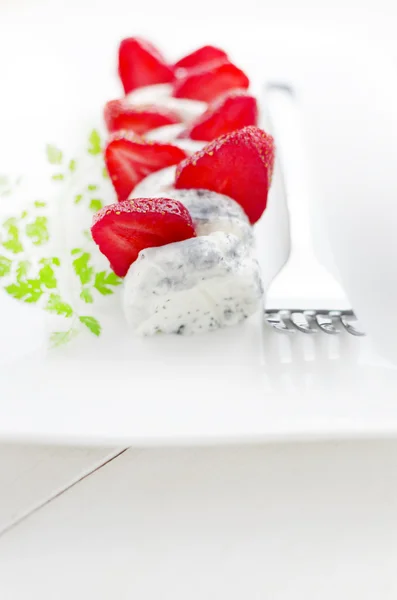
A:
[
  {"left": 168, "top": 189, "right": 254, "bottom": 247},
  {"left": 131, "top": 166, "right": 176, "bottom": 198},
  {"left": 145, "top": 124, "right": 206, "bottom": 154},
  {"left": 123, "top": 232, "right": 263, "bottom": 336},
  {"left": 126, "top": 83, "right": 173, "bottom": 105},
  {"left": 130, "top": 169, "right": 253, "bottom": 246},
  {"left": 145, "top": 123, "right": 185, "bottom": 142},
  {"left": 126, "top": 83, "right": 207, "bottom": 123}
]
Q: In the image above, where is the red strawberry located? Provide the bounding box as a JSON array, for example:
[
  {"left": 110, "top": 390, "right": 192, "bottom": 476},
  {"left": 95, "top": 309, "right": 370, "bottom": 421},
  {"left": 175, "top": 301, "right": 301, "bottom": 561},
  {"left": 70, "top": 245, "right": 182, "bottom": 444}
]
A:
[
  {"left": 105, "top": 132, "right": 187, "bottom": 202},
  {"left": 180, "top": 90, "right": 258, "bottom": 141},
  {"left": 173, "top": 60, "right": 249, "bottom": 103},
  {"left": 91, "top": 198, "right": 196, "bottom": 277},
  {"left": 118, "top": 37, "right": 174, "bottom": 94},
  {"left": 174, "top": 45, "right": 228, "bottom": 71},
  {"left": 175, "top": 126, "right": 275, "bottom": 224},
  {"left": 104, "top": 100, "right": 181, "bottom": 134}
]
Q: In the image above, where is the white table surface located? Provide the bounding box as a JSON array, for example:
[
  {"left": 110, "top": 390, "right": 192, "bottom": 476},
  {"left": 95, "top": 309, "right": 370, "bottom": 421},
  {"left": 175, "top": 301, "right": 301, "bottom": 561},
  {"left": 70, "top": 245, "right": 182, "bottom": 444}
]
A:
[{"left": 0, "top": 441, "right": 396, "bottom": 600}]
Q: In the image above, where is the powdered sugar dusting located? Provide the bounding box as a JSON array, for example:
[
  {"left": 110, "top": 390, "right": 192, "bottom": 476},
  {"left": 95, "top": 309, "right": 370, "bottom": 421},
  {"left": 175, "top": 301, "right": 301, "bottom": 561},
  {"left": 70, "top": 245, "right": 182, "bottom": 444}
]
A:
[
  {"left": 92, "top": 197, "right": 194, "bottom": 226},
  {"left": 175, "top": 125, "right": 275, "bottom": 180}
]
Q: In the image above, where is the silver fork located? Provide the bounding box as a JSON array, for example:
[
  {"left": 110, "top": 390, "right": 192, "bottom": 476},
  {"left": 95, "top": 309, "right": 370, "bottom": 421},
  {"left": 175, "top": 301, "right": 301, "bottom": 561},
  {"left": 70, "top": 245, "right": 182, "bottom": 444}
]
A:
[{"left": 263, "top": 84, "right": 364, "bottom": 336}]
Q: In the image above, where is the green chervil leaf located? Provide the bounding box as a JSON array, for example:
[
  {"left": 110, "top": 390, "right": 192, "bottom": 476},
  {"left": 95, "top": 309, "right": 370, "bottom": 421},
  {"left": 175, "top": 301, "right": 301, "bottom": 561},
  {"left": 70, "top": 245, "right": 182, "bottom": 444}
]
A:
[
  {"left": 25, "top": 279, "right": 43, "bottom": 302},
  {"left": 88, "top": 129, "right": 101, "bottom": 156},
  {"left": 72, "top": 252, "right": 93, "bottom": 285},
  {"left": 102, "top": 166, "right": 109, "bottom": 180},
  {"left": 3, "top": 217, "right": 17, "bottom": 228},
  {"left": 2, "top": 238, "right": 23, "bottom": 253},
  {"left": 87, "top": 184, "right": 98, "bottom": 191},
  {"left": 0, "top": 255, "right": 12, "bottom": 277},
  {"left": 74, "top": 194, "right": 83, "bottom": 205},
  {"left": 16, "top": 260, "right": 31, "bottom": 282},
  {"left": 25, "top": 216, "right": 49, "bottom": 246},
  {"left": 104, "top": 271, "right": 122, "bottom": 286},
  {"left": 80, "top": 288, "right": 94, "bottom": 304},
  {"left": 5, "top": 279, "right": 43, "bottom": 303},
  {"left": 94, "top": 278, "right": 113, "bottom": 296},
  {"left": 50, "top": 328, "right": 78, "bottom": 348},
  {"left": 34, "top": 201, "right": 46, "bottom": 208},
  {"left": 46, "top": 144, "right": 63, "bottom": 165},
  {"left": 46, "top": 294, "right": 73, "bottom": 317},
  {"left": 5, "top": 282, "right": 29, "bottom": 300},
  {"left": 52, "top": 173, "right": 64, "bottom": 181},
  {"left": 89, "top": 199, "right": 103, "bottom": 212},
  {"left": 69, "top": 159, "right": 77, "bottom": 173},
  {"left": 94, "top": 270, "right": 122, "bottom": 295},
  {"left": 79, "top": 315, "right": 101, "bottom": 336},
  {"left": 39, "top": 263, "right": 57, "bottom": 289},
  {"left": 2, "top": 223, "right": 23, "bottom": 254},
  {"left": 39, "top": 257, "right": 60, "bottom": 267}
]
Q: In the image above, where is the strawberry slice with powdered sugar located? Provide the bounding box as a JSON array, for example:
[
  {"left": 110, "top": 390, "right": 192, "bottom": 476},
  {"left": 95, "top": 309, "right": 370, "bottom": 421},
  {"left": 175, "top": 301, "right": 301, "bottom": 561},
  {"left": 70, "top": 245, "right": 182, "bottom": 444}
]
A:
[
  {"left": 180, "top": 90, "right": 258, "bottom": 141},
  {"left": 173, "top": 60, "right": 249, "bottom": 103},
  {"left": 118, "top": 37, "right": 174, "bottom": 94},
  {"left": 174, "top": 126, "right": 275, "bottom": 224},
  {"left": 105, "top": 132, "right": 187, "bottom": 202},
  {"left": 104, "top": 100, "right": 181, "bottom": 134},
  {"left": 91, "top": 198, "right": 196, "bottom": 277},
  {"left": 174, "top": 45, "right": 228, "bottom": 71}
]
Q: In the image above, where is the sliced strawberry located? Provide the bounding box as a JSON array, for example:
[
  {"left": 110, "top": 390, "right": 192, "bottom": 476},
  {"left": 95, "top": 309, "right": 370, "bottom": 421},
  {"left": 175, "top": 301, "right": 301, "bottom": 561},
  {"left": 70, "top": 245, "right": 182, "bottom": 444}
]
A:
[
  {"left": 173, "top": 60, "right": 249, "bottom": 103},
  {"left": 105, "top": 132, "right": 187, "bottom": 202},
  {"left": 91, "top": 198, "right": 196, "bottom": 277},
  {"left": 175, "top": 126, "right": 275, "bottom": 224},
  {"left": 180, "top": 90, "right": 258, "bottom": 141},
  {"left": 104, "top": 100, "right": 181, "bottom": 134},
  {"left": 174, "top": 45, "right": 228, "bottom": 71},
  {"left": 118, "top": 37, "right": 174, "bottom": 94}
]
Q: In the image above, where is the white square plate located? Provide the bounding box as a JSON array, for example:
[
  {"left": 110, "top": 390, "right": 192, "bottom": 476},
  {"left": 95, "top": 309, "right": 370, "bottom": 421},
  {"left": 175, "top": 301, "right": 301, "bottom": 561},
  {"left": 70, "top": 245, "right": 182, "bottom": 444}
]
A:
[{"left": 0, "top": 18, "right": 396, "bottom": 447}]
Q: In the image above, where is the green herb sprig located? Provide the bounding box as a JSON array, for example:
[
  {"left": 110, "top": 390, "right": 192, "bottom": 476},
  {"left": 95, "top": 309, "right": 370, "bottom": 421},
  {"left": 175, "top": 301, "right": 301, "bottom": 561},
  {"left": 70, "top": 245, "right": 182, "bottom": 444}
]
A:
[{"left": 0, "top": 128, "right": 118, "bottom": 348}]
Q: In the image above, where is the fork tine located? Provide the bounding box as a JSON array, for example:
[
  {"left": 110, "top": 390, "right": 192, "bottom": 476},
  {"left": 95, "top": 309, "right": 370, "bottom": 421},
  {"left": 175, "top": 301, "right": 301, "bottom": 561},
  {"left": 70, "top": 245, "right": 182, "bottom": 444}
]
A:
[
  {"left": 264, "top": 309, "right": 365, "bottom": 336},
  {"left": 265, "top": 311, "right": 296, "bottom": 333},
  {"left": 315, "top": 313, "right": 340, "bottom": 335},
  {"left": 339, "top": 313, "right": 366, "bottom": 337},
  {"left": 290, "top": 311, "right": 318, "bottom": 333}
]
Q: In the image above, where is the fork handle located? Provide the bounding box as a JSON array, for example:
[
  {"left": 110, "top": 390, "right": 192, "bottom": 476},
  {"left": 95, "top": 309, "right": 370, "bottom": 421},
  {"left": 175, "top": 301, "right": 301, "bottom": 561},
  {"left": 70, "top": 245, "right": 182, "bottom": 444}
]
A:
[{"left": 264, "top": 85, "right": 317, "bottom": 264}]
